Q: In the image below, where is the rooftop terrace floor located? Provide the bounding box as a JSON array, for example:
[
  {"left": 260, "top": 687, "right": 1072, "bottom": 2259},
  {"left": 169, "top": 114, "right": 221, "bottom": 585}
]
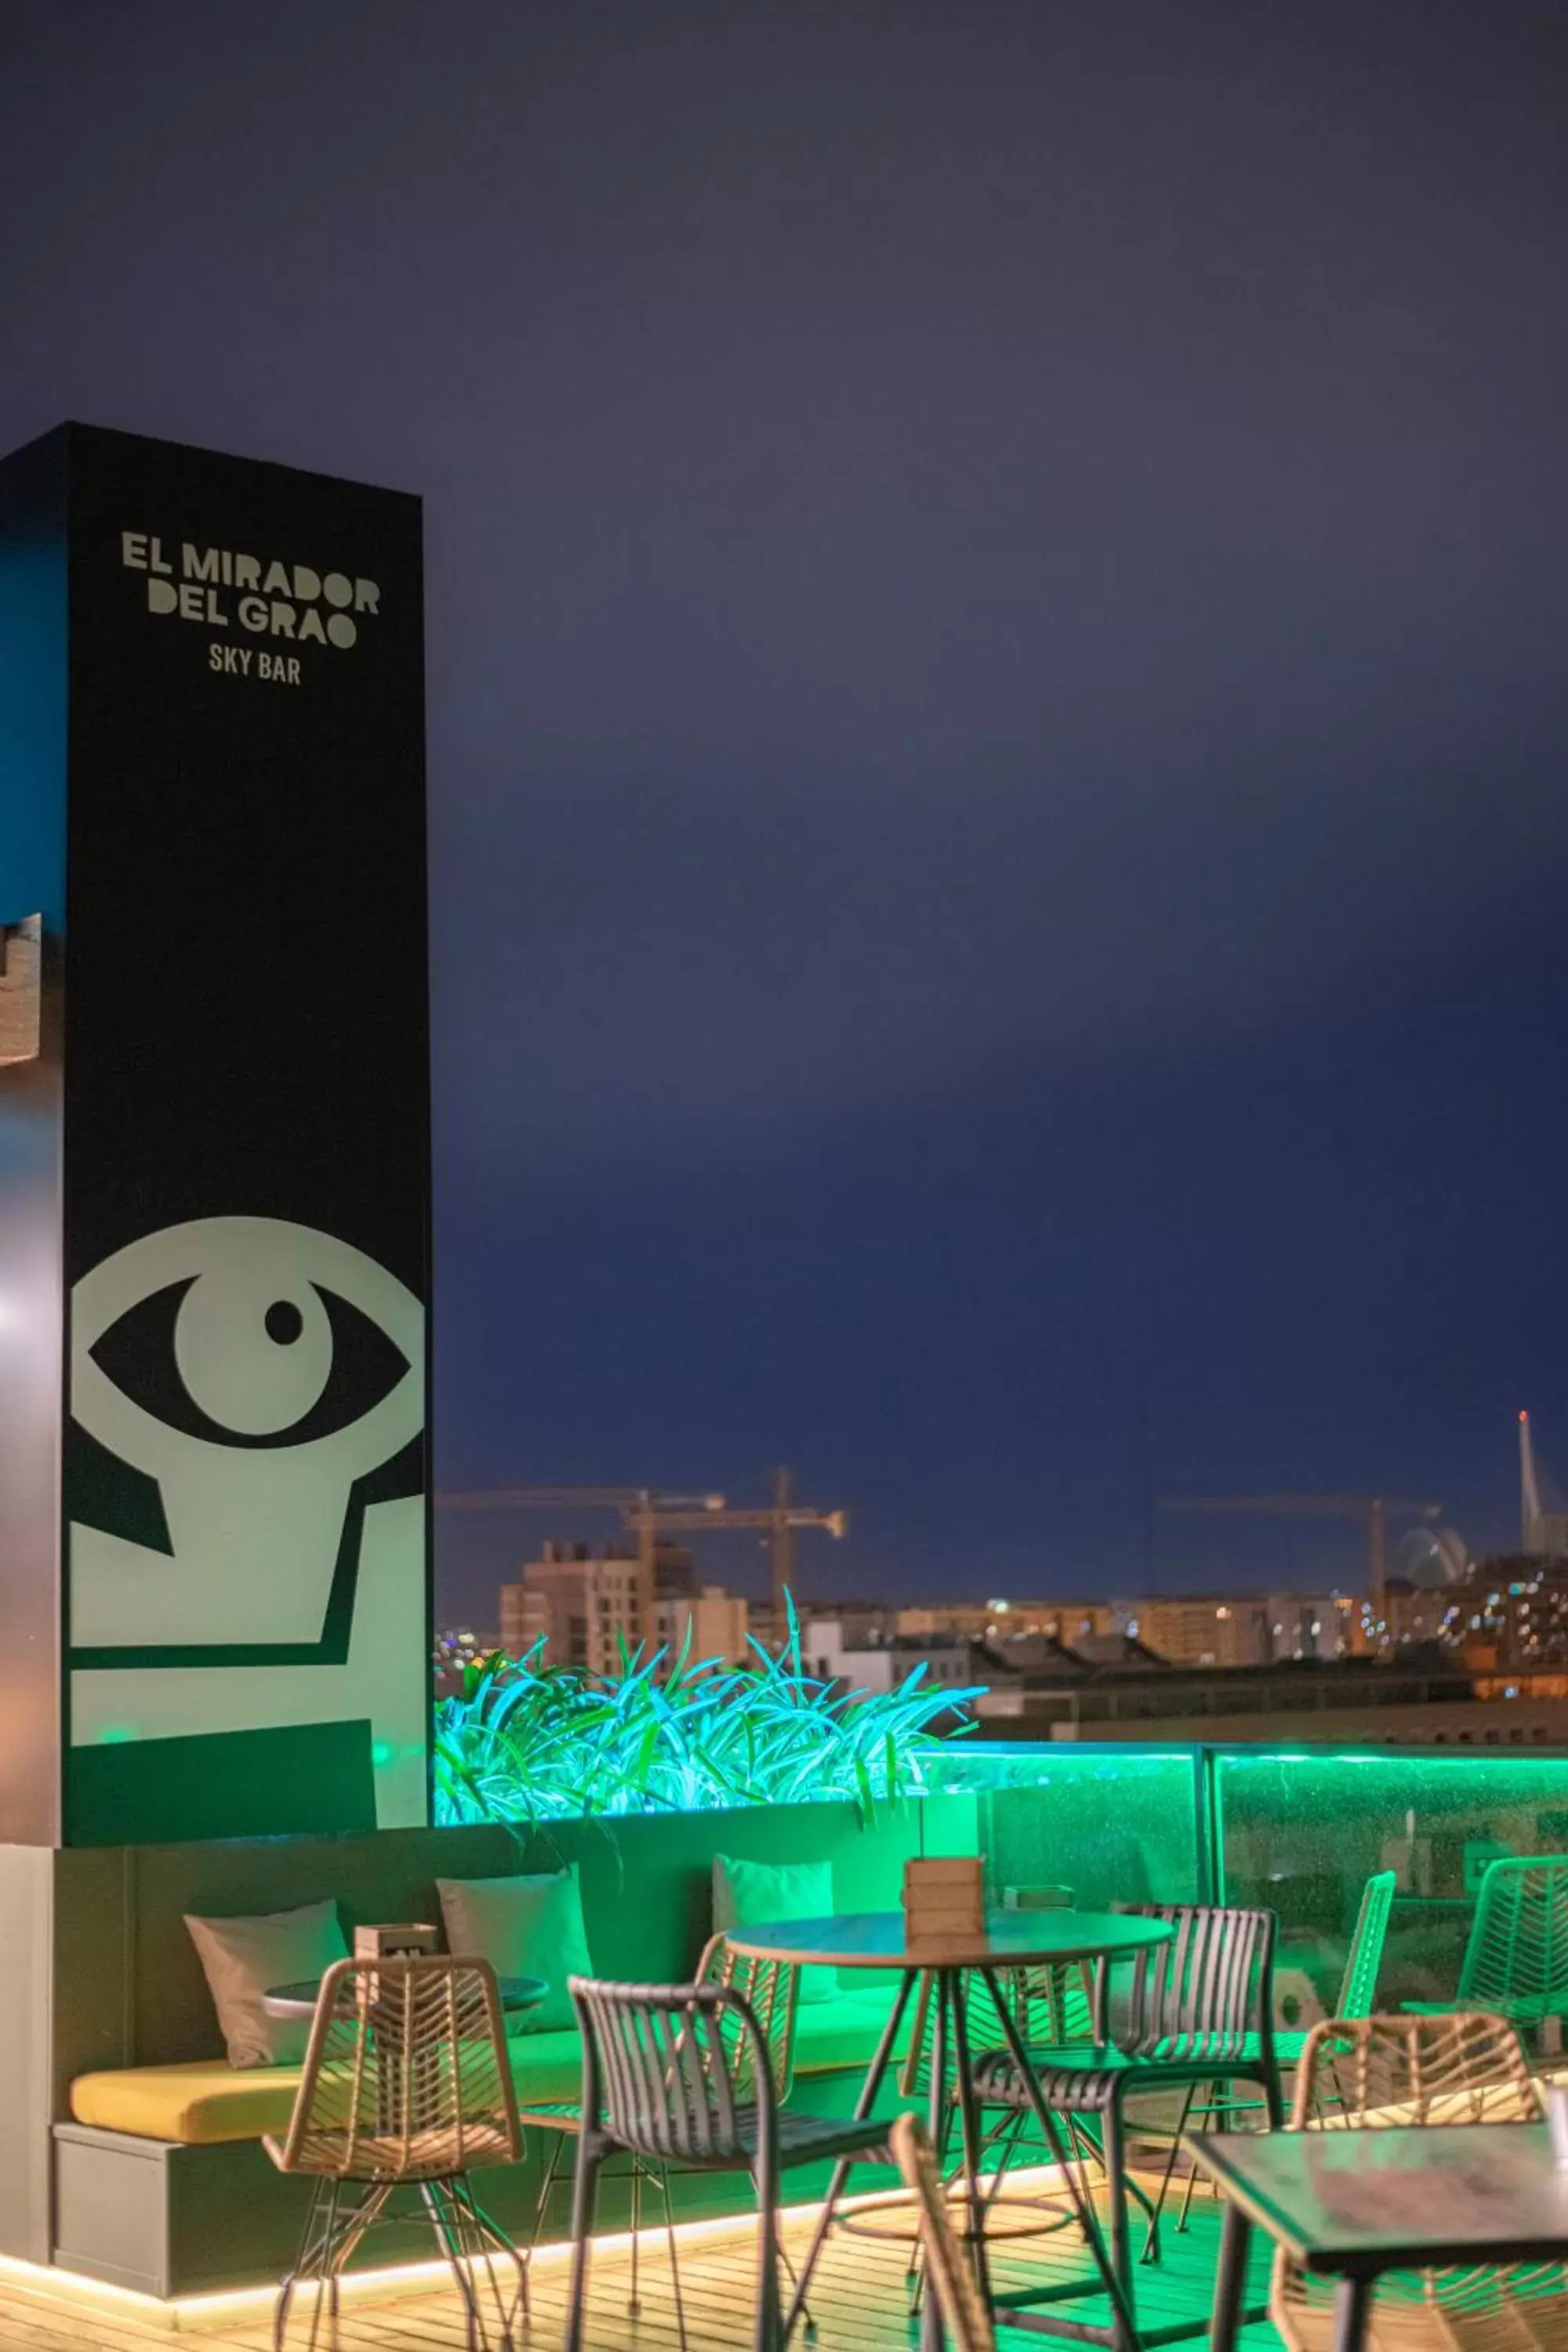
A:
[{"left": 0, "top": 2171, "right": 1281, "bottom": 2352}]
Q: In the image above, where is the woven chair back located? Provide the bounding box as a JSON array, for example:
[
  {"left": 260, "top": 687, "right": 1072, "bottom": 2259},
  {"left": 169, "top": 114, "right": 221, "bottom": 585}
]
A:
[
  {"left": 1116, "top": 1904, "right": 1276, "bottom": 2060},
  {"left": 1459, "top": 1857, "right": 1568, "bottom": 2024},
  {"left": 571, "top": 1975, "right": 774, "bottom": 2167},
  {"left": 890, "top": 2114, "right": 996, "bottom": 2352},
  {"left": 1290, "top": 2011, "right": 1540, "bottom": 2131},
  {"left": 277, "top": 1955, "right": 521, "bottom": 2183},
  {"left": 696, "top": 1932, "right": 799, "bottom": 2104},
  {"left": 1272, "top": 2014, "right": 1564, "bottom": 2352},
  {"left": 1335, "top": 1869, "right": 1397, "bottom": 2021}
]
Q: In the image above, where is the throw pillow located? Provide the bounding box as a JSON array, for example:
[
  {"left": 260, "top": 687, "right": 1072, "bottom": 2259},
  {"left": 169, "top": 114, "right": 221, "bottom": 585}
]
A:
[
  {"left": 713, "top": 1854, "right": 837, "bottom": 2002},
  {"left": 436, "top": 1867, "right": 593, "bottom": 2034},
  {"left": 184, "top": 1898, "right": 347, "bottom": 2070}
]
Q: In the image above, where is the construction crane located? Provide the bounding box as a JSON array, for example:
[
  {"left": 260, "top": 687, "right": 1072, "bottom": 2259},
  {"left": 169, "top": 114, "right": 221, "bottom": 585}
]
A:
[
  {"left": 628, "top": 1468, "right": 848, "bottom": 1626},
  {"left": 434, "top": 1473, "right": 846, "bottom": 1639},
  {"left": 434, "top": 1486, "right": 728, "bottom": 1650},
  {"left": 436, "top": 1487, "right": 727, "bottom": 1516},
  {"left": 1156, "top": 1492, "right": 1443, "bottom": 1606}
]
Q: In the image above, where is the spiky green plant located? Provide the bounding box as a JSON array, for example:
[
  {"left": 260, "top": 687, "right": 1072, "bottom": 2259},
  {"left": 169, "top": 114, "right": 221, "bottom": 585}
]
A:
[{"left": 434, "top": 1597, "right": 979, "bottom": 1827}]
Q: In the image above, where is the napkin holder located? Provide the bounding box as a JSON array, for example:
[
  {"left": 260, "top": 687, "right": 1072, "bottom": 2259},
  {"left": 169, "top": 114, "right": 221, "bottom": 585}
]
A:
[{"left": 355, "top": 1922, "right": 440, "bottom": 1961}]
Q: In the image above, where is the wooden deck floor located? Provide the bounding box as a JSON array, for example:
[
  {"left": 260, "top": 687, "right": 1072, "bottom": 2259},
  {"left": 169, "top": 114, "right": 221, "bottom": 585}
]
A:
[{"left": 0, "top": 2176, "right": 1282, "bottom": 2352}]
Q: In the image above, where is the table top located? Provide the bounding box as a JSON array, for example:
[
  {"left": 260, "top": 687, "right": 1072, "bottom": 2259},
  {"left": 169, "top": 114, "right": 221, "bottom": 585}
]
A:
[
  {"left": 263, "top": 1971, "right": 548, "bottom": 2020},
  {"left": 1187, "top": 2124, "right": 1568, "bottom": 2274},
  {"left": 724, "top": 1909, "right": 1174, "bottom": 1971}
]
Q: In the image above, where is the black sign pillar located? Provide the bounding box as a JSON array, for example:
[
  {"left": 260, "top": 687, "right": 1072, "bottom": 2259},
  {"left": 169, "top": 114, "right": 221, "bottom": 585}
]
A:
[{"left": 0, "top": 423, "right": 430, "bottom": 1846}]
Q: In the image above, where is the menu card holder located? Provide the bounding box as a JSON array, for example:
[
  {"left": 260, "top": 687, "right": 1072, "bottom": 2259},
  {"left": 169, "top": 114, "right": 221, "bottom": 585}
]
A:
[
  {"left": 355, "top": 1922, "right": 440, "bottom": 1961},
  {"left": 903, "top": 1857, "right": 985, "bottom": 1957}
]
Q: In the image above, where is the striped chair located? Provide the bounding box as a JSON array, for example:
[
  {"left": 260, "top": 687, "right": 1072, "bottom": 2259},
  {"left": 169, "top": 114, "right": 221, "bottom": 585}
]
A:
[{"left": 564, "top": 1972, "right": 887, "bottom": 2352}]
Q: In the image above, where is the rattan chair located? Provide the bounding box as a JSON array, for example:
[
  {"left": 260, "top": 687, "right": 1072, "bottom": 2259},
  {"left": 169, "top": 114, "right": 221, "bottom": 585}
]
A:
[
  {"left": 265, "top": 1955, "right": 524, "bottom": 2352},
  {"left": 1406, "top": 1857, "right": 1568, "bottom": 2048},
  {"left": 889, "top": 2114, "right": 996, "bottom": 2352},
  {"left": 971, "top": 1902, "right": 1280, "bottom": 2342},
  {"left": 521, "top": 1933, "right": 798, "bottom": 2339},
  {"left": 564, "top": 1972, "right": 887, "bottom": 2352},
  {"left": 1271, "top": 2013, "right": 1568, "bottom": 2352}
]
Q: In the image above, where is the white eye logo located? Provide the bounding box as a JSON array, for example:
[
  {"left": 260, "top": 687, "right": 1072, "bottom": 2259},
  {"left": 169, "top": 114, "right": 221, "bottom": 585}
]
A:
[{"left": 69, "top": 1217, "right": 423, "bottom": 1657}]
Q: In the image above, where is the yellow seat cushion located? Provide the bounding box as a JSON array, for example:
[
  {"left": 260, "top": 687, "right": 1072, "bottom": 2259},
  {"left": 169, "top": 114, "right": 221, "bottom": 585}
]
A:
[
  {"left": 71, "top": 2029, "right": 590, "bottom": 2147},
  {"left": 71, "top": 2060, "right": 303, "bottom": 2144},
  {"left": 69, "top": 2002, "right": 908, "bottom": 2148}
]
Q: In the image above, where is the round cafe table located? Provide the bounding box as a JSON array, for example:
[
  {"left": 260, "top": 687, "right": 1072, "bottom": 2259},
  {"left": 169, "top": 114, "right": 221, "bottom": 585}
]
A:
[{"left": 724, "top": 1910, "right": 1173, "bottom": 2352}]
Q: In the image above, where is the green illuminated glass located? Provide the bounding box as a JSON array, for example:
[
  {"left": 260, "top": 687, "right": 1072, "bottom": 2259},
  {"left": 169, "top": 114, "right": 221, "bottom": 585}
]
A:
[
  {"left": 928, "top": 1743, "right": 1202, "bottom": 1906},
  {"left": 1214, "top": 1748, "right": 1568, "bottom": 2014}
]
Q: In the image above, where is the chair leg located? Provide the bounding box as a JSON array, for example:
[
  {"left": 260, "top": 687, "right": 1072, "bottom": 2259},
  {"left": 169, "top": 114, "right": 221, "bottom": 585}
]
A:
[
  {"left": 655, "top": 2161, "right": 691, "bottom": 2352},
  {"left": 753, "top": 2161, "right": 782, "bottom": 2352},
  {"left": 564, "top": 2135, "right": 603, "bottom": 2352},
  {"left": 308, "top": 2179, "right": 344, "bottom": 2352},
  {"left": 1174, "top": 2085, "right": 1216, "bottom": 2234},
  {"left": 276, "top": 2177, "right": 329, "bottom": 2352},
  {"left": 527, "top": 2128, "right": 566, "bottom": 2259},
  {"left": 909, "top": 2089, "right": 959, "bottom": 2310},
  {"left": 279, "top": 2179, "right": 408, "bottom": 2352},
  {"left": 422, "top": 2180, "right": 484, "bottom": 2352},
  {"left": 446, "top": 2173, "right": 528, "bottom": 2347},
  {"left": 1139, "top": 2080, "right": 1199, "bottom": 2262},
  {"left": 1104, "top": 2094, "right": 1138, "bottom": 2352},
  {"left": 276, "top": 2173, "right": 321, "bottom": 2343},
  {"left": 323, "top": 2185, "right": 343, "bottom": 2352},
  {"left": 629, "top": 2155, "right": 643, "bottom": 2314}
]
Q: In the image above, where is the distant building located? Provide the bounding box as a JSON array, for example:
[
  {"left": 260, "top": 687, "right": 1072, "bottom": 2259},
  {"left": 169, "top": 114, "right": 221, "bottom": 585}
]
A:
[
  {"left": 655, "top": 1582, "right": 750, "bottom": 1669},
  {"left": 973, "top": 1649, "right": 1568, "bottom": 1744},
  {"left": 1114, "top": 1590, "right": 1363, "bottom": 1668},
  {"left": 896, "top": 1599, "right": 1117, "bottom": 1646},
  {"left": 499, "top": 1540, "right": 747, "bottom": 1675},
  {"left": 797, "top": 1615, "right": 1004, "bottom": 1700},
  {"left": 1444, "top": 1559, "right": 1568, "bottom": 1669}
]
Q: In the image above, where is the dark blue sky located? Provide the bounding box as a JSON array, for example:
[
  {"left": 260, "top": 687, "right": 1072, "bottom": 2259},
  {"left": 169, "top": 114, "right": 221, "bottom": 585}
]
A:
[{"left": 4, "top": 1, "right": 1566, "bottom": 1614}]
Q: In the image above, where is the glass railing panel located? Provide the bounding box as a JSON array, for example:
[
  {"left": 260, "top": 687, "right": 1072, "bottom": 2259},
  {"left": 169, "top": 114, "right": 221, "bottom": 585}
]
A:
[
  {"left": 928, "top": 1741, "right": 1203, "bottom": 1907},
  {"left": 1214, "top": 1745, "right": 1568, "bottom": 2026}
]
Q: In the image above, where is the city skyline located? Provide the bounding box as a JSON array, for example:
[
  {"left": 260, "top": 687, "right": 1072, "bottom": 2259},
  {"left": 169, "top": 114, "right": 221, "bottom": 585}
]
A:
[{"left": 5, "top": 3, "right": 1566, "bottom": 1622}]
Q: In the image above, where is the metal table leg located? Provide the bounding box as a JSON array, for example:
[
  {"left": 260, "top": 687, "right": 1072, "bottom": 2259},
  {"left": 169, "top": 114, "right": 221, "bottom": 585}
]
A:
[
  {"left": 977, "top": 1964, "right": 1142, "bottom": 2348},
  {"left": 1207, "top": 2201, "right": 1252, "bottom": 2352},
  {"left": 784, "top": 1969, "right": 917, "bottom": 2341},
  {"left": 920, "top": 1972, "right": 951, "bottom": 2352},
  {"left": 1330, "top": 2275, "right": 1372, "bottom": 2352},
  {"left": 948, "top": 1969, "right": 993, "bottom": 2312}
]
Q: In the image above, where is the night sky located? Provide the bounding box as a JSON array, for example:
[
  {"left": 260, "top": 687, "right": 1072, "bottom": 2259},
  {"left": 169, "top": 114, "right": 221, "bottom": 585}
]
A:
[{"left": 4, "top": 2, "right": 1566, "bottom": 1617}]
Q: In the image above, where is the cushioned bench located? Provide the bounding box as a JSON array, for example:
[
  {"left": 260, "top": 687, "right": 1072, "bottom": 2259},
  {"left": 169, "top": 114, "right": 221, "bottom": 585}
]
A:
[
  {"left": 68, "top": 1987, "right": 916, "bottom": 2147},
  {"left": 35, "top": 1798, "right": 978, "bottom": 2296}
]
